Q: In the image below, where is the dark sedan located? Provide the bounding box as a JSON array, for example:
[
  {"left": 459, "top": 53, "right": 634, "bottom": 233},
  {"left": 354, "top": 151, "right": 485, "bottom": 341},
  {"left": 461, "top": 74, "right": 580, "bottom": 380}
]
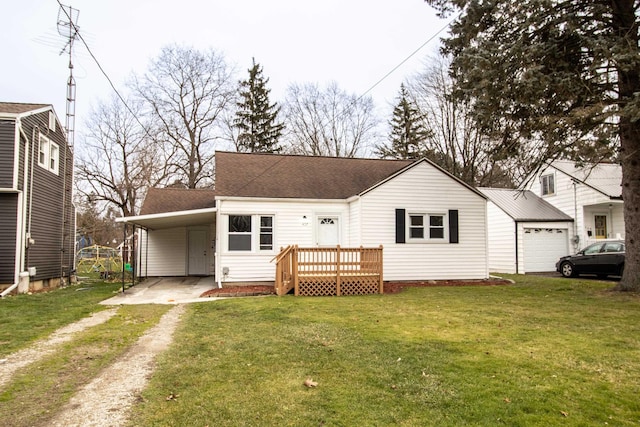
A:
[{"left": 556, "top": 240, "right": 625, "bottom": 278}]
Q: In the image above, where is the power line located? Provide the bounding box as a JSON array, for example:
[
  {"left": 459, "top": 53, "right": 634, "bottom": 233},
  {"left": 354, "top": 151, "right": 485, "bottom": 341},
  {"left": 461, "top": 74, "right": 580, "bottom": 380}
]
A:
[{"left": 55, "top": 0, "right": 151, "bottom": 136}]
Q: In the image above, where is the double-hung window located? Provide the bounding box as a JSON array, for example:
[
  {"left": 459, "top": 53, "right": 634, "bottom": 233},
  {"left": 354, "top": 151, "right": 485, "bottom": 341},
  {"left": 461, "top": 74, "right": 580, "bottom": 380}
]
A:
[
  {"left": 37, "top": 134, "right": 59, "bottom": 175},
  {"left": 541, "top": 174, "right": 555, "bottom": 196},
  {"left": 228, "top": 215, "right": 252, "bottom": 251},
  {"left": 228, "top": 215, "right": 274, "bottom": 252},
  {"left": 408, "top": 213, "right": 446, "bottom": 241}
]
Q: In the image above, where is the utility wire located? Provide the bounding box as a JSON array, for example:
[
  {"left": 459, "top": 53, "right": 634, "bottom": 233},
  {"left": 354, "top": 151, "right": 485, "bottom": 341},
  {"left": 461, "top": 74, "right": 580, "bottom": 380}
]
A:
[{"left": 56, "top": 0, "right": 152, "bottom": 137}]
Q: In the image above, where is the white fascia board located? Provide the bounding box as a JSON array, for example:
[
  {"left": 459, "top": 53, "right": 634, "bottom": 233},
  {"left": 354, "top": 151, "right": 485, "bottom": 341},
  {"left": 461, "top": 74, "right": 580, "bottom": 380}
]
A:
[{"left": 116, "top": 207, "right": 217, "bottom": 223}]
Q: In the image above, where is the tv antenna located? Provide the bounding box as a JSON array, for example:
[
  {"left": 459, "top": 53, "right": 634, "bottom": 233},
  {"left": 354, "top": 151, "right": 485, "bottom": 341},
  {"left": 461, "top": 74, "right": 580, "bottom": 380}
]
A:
[{"left": 57, "top": 4, "right": 79, "bottom": 149}]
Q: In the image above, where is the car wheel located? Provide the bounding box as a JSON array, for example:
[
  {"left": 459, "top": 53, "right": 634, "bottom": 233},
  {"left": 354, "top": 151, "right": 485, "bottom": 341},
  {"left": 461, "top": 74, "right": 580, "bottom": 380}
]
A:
[{"left": 560, "top": 261, "right": 575, "bottom": 278}]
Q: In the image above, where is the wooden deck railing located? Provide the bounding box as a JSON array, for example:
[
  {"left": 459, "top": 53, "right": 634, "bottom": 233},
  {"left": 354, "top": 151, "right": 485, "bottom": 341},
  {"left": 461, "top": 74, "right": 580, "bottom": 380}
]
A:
[{"left": 272, "top": 245, "right": 383, "bottom": 296}]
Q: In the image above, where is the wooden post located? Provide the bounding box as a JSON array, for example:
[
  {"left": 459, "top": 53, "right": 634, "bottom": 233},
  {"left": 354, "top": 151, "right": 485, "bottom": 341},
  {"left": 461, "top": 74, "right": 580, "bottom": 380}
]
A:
[
  {"left": 293, "top": 245, "right": 299, "bottom": 296},
  {"left": 379, "top": 245, "right": 384, "bottom": 294},
  {"left": 336, "top": 245, "right": 341, "bottom": 296}
]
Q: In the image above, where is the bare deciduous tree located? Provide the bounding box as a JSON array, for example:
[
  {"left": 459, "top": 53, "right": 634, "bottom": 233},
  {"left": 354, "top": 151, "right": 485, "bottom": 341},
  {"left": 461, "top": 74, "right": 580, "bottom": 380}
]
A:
[
  {"left": 283, "top": 82, "right": 379, "bottom": 157},
  {"left": 75, "top": 96, "right": 170, "bottom": 218},
  {"left": 132, "top": 45, "right": 236, "bottom": 188},
  {"left": 409, "top": 54, "right": 516, "bottom": 187}
]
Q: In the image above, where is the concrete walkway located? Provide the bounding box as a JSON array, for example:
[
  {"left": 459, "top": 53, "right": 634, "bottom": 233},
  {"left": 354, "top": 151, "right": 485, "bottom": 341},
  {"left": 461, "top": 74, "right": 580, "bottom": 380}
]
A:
[{"left": 101, "top": 276, "right": 221, "bottom": 305}]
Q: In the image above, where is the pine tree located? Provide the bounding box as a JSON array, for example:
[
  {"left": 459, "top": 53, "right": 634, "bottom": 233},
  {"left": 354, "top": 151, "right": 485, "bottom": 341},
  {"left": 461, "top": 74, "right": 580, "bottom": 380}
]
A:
[
  {"left": 234, "top": 59, "right": 284, "bottom": 153},
  {"left": 376, "top": 84, "right": 431, "bottom": 160}
]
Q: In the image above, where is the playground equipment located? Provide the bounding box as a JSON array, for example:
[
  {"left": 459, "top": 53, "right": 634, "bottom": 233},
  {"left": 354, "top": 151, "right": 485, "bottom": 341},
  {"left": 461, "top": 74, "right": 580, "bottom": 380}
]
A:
[{"left": 76, "top": 245, "right": 123, "bottom": 276}]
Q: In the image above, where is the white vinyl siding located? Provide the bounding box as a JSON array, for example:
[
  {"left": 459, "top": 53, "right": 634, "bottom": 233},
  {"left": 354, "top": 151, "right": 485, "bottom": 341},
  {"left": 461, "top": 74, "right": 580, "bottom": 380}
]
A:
[
  {"left": 138, "top": 224, "right": 215, "bottom": 277},
  {"left": 359, "top": 162, "right": 488, "bottom": 281},
  {"left": 217, "top": 199, "right": 349, "bottom": 282},
  {"left": 485, "top": 201, "right": 517, "bottom": 273},
  {"left": 139, "top": 228, "right": 188, "bottom": 276},
  {"left": 529, "top": 165, "right": 623, "bottom": 251}
]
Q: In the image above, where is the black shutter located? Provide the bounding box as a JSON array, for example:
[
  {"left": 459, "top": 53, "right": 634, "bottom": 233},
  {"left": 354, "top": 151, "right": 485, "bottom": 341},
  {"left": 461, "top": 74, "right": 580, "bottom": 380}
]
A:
[
  {"left": 449, "top": 210, "right": 459, "bottom": 244},
  {"left": 395, "top": 209, "right": 406, "bottom": 244}
]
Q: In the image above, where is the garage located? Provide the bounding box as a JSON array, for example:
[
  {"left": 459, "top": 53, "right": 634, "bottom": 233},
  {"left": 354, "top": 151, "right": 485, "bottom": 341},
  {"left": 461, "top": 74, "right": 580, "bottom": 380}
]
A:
[{"left": 523, "top": 227, "right": 569, "bottom": 272}]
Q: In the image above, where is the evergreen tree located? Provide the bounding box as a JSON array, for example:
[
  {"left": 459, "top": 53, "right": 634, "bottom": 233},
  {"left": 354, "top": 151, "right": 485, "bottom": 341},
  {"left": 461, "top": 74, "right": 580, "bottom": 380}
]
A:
[
  {"left": 234, "top": 59, "right": 285, "bottom": 153},
  {"left": 425, "top": 0, "right": 640, "bottom": 291},
  {"left": 376, "top": 84, "right": 431, "bottom": 159}
]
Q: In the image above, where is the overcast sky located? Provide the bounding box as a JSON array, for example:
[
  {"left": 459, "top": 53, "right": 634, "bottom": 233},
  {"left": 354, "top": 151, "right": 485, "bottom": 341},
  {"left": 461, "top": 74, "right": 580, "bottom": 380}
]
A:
[{"left": 3, "top": 0, "right": 447, "bottom": 137}]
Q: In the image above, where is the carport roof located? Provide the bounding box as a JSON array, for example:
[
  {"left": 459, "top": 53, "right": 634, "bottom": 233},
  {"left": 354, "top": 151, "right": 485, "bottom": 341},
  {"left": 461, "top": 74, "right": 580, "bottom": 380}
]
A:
[
  {"left": 117, "top": 188, "right": 216, "bottom": 230},
  {"left": 479, "top": 188, "right": 574, "bottom": 222}
]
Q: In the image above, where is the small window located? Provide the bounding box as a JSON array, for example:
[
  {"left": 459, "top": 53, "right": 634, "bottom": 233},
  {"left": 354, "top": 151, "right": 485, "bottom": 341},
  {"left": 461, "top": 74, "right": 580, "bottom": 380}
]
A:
[
  {"left": 49, "top": 142, "right": 59, "bottom": 175},
  {"left": 541, "top": 174, "right": 555, "bottom": 196},
  {"left": 228, "top": 215, "right": 252, "bottom": 251},
  {"left": 429, "top": 215, "right": 445, "bottom": 239},
  {"left": 408, "top": 213, "right": 446, "bottom": 241},
  {"left": 259, "top": 216, "right": 273, "bottom": 251},
  {"left": 38, "top": 134, "right": 49, "bottom": 167},
  {"left": 409, "top": 215, "right": 424, "bottom": 238},
  {"left": 48, "top": 111, "right": 56, "bottom": 131}
]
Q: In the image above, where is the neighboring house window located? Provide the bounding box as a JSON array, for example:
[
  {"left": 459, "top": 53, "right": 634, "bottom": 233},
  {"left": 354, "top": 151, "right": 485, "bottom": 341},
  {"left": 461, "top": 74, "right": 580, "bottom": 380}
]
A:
[
  {"left": 49, "top": 141, "right": 59, "bottom": 175},
  {"left": 48, "top": 111, "right": 56, "bottom": 131},
  {"left": 259, "top": 216, "right": 273, "bottom": 251},
  {"left": 37, "top": 134, "right": 59, "bottom": 174},
  {"left": 38, "top": 134, "right": 49, "bottom": 168},
  {"left": 408, "top": 213, "right": 446, "bottom": 241},
  {"left": 228, "top": 215, "right": 252, "bottom": 251},
  {"left": 541, "top": 173, "right": 555, "bottom": 196}
]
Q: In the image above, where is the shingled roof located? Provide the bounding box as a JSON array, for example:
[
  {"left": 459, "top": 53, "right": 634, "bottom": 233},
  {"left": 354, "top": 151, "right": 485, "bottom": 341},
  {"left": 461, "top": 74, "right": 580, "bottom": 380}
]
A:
[
  {"left": 140, "top": 187, "right": 216, "bottom": 215},
  {"left": 214, "top": 151, "right": 416, "bottom": 199},
  {"left": 0, "top": 102, "right": 50, "bottom": 115}
]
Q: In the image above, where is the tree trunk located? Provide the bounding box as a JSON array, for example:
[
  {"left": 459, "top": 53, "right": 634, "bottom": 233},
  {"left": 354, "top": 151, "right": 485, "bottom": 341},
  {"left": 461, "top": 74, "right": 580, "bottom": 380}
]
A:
[{"left": 613, "top": 0, "right": 640, "bottom": 291}]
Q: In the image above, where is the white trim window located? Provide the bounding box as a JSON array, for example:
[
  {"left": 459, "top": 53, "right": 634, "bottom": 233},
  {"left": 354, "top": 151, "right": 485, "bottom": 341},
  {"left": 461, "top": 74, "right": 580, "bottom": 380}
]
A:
[
  {"left": 408, "top": 213, "right": 447, "bottom": 241},
  {"left": 227, "top": 214, "right": 275, "bottom": 252},
  {"left": 49, "top": 141, "right": 59, "bottom": 175},
  {"left": 48, "top": 111, "right": 56, "bottom": 131},
  {"left": 541, "top": 173, "right": 555, "bottom": 196},
  {"left": 37, "top": 134, "right": 60, "bottom": 174},
  {"left": 259, "top": 216, "right": 273, "bottom": 251},
  {"left": 228, "top": 215, "right": 252, "bottom": 251}
]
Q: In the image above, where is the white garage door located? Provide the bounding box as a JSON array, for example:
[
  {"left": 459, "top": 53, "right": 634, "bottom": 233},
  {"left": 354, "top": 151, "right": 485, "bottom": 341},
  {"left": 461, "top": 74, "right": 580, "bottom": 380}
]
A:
[{"left": 523, "top": 228, "right": 569, "bottom": 272}]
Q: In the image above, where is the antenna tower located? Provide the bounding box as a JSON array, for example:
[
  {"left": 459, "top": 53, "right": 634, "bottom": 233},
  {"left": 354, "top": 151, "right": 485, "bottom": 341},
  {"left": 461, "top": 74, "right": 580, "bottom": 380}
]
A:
[{"left": 57, "top": 4, "right": 79, "bottom": 149}]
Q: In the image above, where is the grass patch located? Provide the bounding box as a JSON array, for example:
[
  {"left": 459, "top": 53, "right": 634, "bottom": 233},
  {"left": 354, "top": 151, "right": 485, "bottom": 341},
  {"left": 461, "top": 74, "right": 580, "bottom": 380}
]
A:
[
  {"left": 0, "top": 304, "right": 170, "bottom": 427},
  {"left": 0, "top": 279, "right": 122, "bottom": 357},
  {"left": 129, "top": 275, "right": 640, "bottom": 426}
]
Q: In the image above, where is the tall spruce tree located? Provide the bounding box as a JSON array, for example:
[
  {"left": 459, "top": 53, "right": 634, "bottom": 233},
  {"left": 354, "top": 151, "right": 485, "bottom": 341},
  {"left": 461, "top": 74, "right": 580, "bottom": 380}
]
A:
[
  {"left": 376, "top": 84, "right": 431, "bottom": 159},
  {"left": 234, "top": 59, "right": 284, "bottom": 153},
  {"left": 425, "top": 0, "right": 640, "bottom": 291}
]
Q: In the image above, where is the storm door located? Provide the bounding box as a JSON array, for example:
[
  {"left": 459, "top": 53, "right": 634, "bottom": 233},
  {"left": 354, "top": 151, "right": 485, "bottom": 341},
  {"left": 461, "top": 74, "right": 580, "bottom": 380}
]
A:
[{"left": 594, "top": 215, "right": 608, "bottom": 239}]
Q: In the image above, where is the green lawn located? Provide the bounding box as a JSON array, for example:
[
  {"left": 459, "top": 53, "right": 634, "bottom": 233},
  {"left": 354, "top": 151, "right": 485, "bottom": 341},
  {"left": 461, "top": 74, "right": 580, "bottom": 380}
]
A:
[
  {"left": 129, "top": 275, "right": 640, "bottom": 426},
  {"left": 1, "top": 275, "right": 639, "bottom": 426}
]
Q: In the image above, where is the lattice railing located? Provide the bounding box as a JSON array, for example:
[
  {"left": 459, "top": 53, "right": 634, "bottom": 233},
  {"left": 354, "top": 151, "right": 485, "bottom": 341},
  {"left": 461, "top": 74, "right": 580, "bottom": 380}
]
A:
[{"left": 272, "top": 245, "right": 383, "bottom": 296}]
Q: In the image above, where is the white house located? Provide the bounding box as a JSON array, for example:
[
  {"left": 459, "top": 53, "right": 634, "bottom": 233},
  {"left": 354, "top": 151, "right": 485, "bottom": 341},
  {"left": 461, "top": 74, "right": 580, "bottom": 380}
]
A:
[
  {"left": 479, "top": 188, "right": 574, "bottom": 274},
  {"left": 119, "top": 151, "right": 489, "bottom": 286},
  {"left": 526, "top": 160, "right": 624, "bottom": 252}
]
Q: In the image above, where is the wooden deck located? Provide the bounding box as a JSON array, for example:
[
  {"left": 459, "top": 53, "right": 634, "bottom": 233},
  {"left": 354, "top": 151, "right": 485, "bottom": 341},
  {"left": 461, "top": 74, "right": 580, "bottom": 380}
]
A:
[{"left": 272, "top": 245, "right": 383, "bottom": 296}]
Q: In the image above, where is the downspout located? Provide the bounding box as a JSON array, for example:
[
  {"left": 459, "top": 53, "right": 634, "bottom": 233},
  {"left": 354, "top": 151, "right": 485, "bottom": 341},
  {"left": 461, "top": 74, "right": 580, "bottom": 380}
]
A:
[
  {"left": 514, "top": 221, "right": 519, "bottom": 274},
  {"left": 2, "top": 121, "right": 31, "bottom": 297},
  {"left": 216, "top": 199, "right": 222, "bottom": 288}
]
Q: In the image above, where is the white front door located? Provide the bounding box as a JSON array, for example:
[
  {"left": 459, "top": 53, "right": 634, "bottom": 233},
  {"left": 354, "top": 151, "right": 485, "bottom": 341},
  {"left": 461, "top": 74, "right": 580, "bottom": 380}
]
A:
[
  {"left": 188, "top": 229, "right": 208, "bottom": 275},
  {"left": 317, "top": 216, "right": 339, "bottom": 246}
]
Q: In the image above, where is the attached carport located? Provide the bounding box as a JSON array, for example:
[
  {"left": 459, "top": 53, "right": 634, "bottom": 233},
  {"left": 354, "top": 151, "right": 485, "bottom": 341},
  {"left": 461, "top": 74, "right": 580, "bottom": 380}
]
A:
[{"left": 115, "top": 188, "right": 217, "bottom": 287}]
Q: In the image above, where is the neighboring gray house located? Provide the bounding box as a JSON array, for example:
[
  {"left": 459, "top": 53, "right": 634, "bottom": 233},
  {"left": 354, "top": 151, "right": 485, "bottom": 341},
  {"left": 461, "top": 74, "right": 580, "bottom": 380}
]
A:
[
  {"left": 120, "top": 151, "right": 490, "bottom": 285},
  {"left": 0, "top": 103, "right": 75, "bottom": 295},
  {"left": 526, "top": 160, "right": 624, "bottom": 250},
  {"left": 479, "top": 188, "right": 574, "bottom": 274}
]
